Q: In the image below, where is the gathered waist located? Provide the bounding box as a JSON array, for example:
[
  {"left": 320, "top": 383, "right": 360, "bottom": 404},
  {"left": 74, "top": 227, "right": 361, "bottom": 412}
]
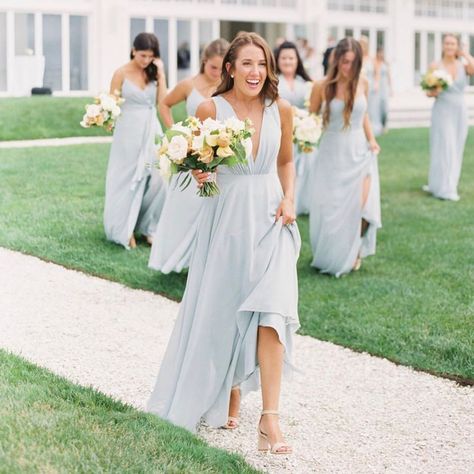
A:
[{"left": 217, "top": 171, "right": 278, "bottom": 181}]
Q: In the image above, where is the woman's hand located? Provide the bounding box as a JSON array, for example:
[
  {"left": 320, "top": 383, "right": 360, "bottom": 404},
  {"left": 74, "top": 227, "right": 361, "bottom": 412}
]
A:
[
  {"left": 153, "top": 58, "right": 165, "bottom": 76},
  {"left": 427, "top": 87, "right": 441, "bottom": 98},
  {"left": 369, "top": 139, "right": 381, "bottom": 155},
  {"left": 191, "top": 169, "right": 212, "bottom": 189},
  {"left": 275, "top": 197, "right": 296, "bottom": 226}
]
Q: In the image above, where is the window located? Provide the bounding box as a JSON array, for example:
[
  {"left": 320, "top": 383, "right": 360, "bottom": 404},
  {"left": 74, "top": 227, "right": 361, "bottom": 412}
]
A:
[
  {"left": 177, "top": 20, "right": 191, "bottom": 81},
  {"left": 70, "top": 16, "right": 88, "bottom": 91},
  {"left": 376, "top": 30, "right": 385, "bottom": 50},
  {"left": 43, "top": 15, "right": 62, "bottom": 91},
  {"left": 199, "top": 20, "right": 214, "bottom": 60},
  {"left": 15, "top": 13, "right": 35, "bottom": 56},
  {"left": 130, "top": 18, "right": 146, "bottom": 47},
  {"left": 414, "top": 31, "right": 421, "bottom": 84},
  {"left": 328, "top": 0, "right": 387, "bottom": 13},
  {"left": 427, "top": 32, "right": 435, "bottom": 64},
  {"left": 345, "top": 28, "right": 354, "bottom": 38},
  {"left": 154, "top": 19, "right": 169, "bottom": 78},
  {"left": 0, "top": 13, "right": 6, "bottom": 90}
]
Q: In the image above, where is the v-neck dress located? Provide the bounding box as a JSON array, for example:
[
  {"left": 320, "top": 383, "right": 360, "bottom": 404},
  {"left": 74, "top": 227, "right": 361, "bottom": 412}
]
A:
[
  {"left": 104, "top": 78, "right": 167, "bottom": 248},
  {"left": 146, "top": 95, "right": 301, "bottom": 432}
]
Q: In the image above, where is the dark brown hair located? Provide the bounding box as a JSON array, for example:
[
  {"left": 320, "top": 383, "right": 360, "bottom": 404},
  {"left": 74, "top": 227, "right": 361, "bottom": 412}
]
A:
[
  {"left": 275, "top": 41, "right": 312, "bottom": 82},
  {"left": 200, "top": 38, "right": 229, "bottom": 74},
  {"left": 323, "top": 37, "right": 363, "bottom": 129},
  {"left": 130, "top": 32, "right": 161, "bottom": 84},
  {"left": 213, "top": 32, "right": 279, "bottom": 104}
]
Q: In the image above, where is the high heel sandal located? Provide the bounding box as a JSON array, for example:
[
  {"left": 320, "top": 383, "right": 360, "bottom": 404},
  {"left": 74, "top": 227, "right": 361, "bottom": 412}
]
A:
[
  {"left": 257, "top": 410, "right": 292, "bottom": 455},
  {"left": 222, "top": 386, "right": 240, "bottom": 430}
]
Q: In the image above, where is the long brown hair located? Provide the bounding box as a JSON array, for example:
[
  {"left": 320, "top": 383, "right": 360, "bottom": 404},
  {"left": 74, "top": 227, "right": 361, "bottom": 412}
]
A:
[
  {"left": 130, "top": 32, "right": 161, "bottom": 84},
  {"left": 323, "top": 37, "right": 363, "bottom": 129},
  {"left": 213, "top": 32, "right": 279, "bottom": 105},
  {"left": 200, "top": 38, "right": 229, "bottom": 73}
]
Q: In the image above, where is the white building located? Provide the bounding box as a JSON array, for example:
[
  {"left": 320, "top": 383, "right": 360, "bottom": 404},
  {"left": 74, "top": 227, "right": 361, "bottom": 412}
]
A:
[{"left": 1, "top": 0, "right": 473, "bottom": 97}]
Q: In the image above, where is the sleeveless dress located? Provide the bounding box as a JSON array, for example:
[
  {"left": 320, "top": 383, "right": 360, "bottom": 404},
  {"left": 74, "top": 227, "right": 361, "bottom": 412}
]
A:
[
  {"left": 149, "top": 88, "right": 205, "bottom": 273},
  {"left": 278, "top": 74, "right": 314, "bottom": 215},
  {"left": 147, "top": 96, "right": 301, "bottom": 432},
  {"left": 426, "top": 61, "right": 468, "bottom": 201},
  {"left": 368, "top": 62, "right": 390, "bottom": 136},
  {"left": 104, "top": 78, "right": 167, "bottom": 248},
  {"left": 309, "top": 96, "right": 381, "bottom": 277}
]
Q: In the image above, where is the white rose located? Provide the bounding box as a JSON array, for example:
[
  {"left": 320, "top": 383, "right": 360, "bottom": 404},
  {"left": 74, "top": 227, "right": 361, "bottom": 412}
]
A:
[
  {"left": 167, "top": 135, "right": 189, "bottom": 163},
  {"left": 86, "top": 104, "right": 102, "bottom": 118},
  {"left": 224, "top": 117, "right": 245, "bottom": 133},
  {"left": 100, "top": 94, "right": 116, "bottom": 112},
  {"left": 111, "top": 105, "right": 121, "bottom": 118},
  {"left": 159, "top": 155, "right": 172, "bottom": 181},
  {"left": 170, "top": 122, "right": 192, "bottom": 136},
  {"left": 191, "top": 133, "right": 204, "bottom": 151},
  {"left": 80, "top": 114, "right": 90, "bottom": 128},
  {"left": 202, "top": 117, "right": 225, "bottom": 132}
]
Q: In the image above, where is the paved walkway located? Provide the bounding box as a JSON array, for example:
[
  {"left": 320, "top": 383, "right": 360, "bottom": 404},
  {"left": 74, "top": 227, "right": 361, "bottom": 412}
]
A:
[{"left": 0, "top": 247, "right": 472, "bottom": 473}]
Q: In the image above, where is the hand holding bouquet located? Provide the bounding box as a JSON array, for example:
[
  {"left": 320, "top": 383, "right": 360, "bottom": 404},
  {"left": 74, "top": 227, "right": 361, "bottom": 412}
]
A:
[
  {"left": 292, "top": 107, "right": 322, "bottom": 154},
  {"left": 80, "top": 91, "right": 125, "bottom": 132},
  {"left": 420, "top": 69, "right": 453, "bottom": 95},
  {"left": 157, "top": 116, "right": 254, "bottom": 197}
]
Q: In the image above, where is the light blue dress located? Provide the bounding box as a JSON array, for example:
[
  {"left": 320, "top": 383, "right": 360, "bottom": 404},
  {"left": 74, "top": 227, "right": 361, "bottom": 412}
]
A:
[
  {"left": 368, "top": 62, "right": 390, "bottom": 136},
  {"left": 147, "top": 96, "right": 301, "bottom": 432},
  {"left": 427, "top": 61, "right": 468, "bottom": 201},
  {"left": 309, "top": 96, "right": 381, "bottom": 277},
  {"left": 104, "top": 78, "right": 167, "bottom": 248},
  {"left": 149, "top": 88, "right": 205, "bottom": 273},
  {"left": 278, "top": 74, "right": 314, "bottom": 215}
]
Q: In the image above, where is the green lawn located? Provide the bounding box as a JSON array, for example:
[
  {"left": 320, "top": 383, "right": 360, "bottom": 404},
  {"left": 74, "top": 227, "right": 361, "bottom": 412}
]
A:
[
  {"left": 0, "top": 128, "right": 473, "bottom": 382},
  {"left": 0, "top": 350, "right": 259, "bottom": 473},
  {"left": 0, "top": 97, "right": 185, "bottom": 141}
]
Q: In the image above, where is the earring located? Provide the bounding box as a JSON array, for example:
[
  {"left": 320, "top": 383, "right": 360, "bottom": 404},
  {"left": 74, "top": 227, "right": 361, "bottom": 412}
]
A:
[{"left": 230, "top": 74, "right": 234, "bottom": 79}]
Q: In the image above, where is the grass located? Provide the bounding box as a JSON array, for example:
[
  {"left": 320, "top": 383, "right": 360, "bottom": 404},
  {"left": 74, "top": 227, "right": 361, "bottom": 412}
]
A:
[
  {"left": 0, "top": 128, "right": 473, "bottom": 381},
  {"left": 0, "top": 97, "right": 186, "bottom": 141},
  {"left": 0, "top": 350, "right": 259, "bottom": 473}
]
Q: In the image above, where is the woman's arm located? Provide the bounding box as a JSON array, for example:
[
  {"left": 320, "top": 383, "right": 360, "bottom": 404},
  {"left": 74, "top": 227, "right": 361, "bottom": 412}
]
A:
[
  {"left": 275, "top": 98, "right": 296, "bottom": 225},
  {"left": 309, "top": 80, "right": 324, "bottom": 114},
  {"left": 362, "top": 78, "right": 381, "bottom": 153},
  {"left": 159, "top": 78, "right": 193, "bottom": 128},
  {"left": 109, "top": 69, "right": 124, "bottom": 96},
  {"left": 460, "top": 48, "right": 474, "bottom": 75},
  {"left": 154, "top": 58, "right": 168, "bottom": 109}
]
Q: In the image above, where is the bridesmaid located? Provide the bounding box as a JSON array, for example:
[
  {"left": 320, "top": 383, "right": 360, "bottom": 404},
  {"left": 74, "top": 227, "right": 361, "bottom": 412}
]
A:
[
  {"left": 104, "top": 33, "right": 168, "bottom": 249},
  {"left": 371, "top": 47, "right": 392, "bottom": 135},
  {"left": 147, "top": 32, "right": 300, "bottom": 455},
  {"left": 149, "top": 38, "right": 229, "bottom": 273},
  {"left": 308, "top": 37, "right": 381, "bottom": 277},
  {"left": 424, "top": 34, "right": 474, "bottom": 202},
  {"left": 275, "top": 41, "right": 314, "bottom": 215}
]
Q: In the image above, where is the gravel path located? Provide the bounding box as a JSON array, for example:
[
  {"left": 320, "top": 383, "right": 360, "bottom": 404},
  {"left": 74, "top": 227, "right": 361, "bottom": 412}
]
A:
[
  {"left": 1, "top": 247, "right": 472, "bottom": 473},
  {"left": 0, "top": 136, "right": 112, "bottom": 148}
]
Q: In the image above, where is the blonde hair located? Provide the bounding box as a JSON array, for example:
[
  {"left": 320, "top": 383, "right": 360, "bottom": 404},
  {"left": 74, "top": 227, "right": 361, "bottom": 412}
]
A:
[
  {"left": 200, "top": 38, "right": 229, "bottom": 74},
  {"left": 213, "top": 32, "right": 279, "bottom": 105}
]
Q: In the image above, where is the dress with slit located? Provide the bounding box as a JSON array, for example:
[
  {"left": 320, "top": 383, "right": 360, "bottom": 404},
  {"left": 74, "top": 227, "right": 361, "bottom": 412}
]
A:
[{"left": 146, "top": 95, "right": 301, "bottom": 432}]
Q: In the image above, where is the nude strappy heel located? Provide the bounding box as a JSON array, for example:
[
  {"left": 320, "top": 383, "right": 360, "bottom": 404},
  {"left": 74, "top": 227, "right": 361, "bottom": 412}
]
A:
[
  {"left": 222, "top": 386, "right": 240, "bottom": 430},
  {"left": 257, "top": 410, "right": 292, "bottom": 455}
]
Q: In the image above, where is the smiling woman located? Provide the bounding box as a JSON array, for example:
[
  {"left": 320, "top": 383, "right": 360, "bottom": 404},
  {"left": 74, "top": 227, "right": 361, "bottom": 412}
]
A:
[{"left": 147, "top": 32, "right": 299, "bottom": 455}]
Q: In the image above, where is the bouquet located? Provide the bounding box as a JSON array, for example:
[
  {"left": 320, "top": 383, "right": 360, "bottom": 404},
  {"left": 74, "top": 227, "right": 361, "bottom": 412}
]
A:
[
  {"left": 292, "top": 107, "right": 322, "bottom": 153},
  {"left": 420, "top": 69, "right": 453, "bottom": 93},
  {"left": 157, "top": 116, "right": 254, "bottom": 197},
  {"left": 80, "top": 91, "right": 124, "bottom": 132}
]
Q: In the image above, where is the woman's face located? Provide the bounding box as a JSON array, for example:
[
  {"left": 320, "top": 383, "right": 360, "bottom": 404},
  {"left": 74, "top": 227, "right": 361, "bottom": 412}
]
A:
[
  {"left": 339, "top": 50, "right": 356, "bottom": 79},
  {"left": 443, "top": 36, "right": 459, "bottom": 58},
  {"left": 278, "top": 48, "right": 298, "bottom": 76},
  {"left": 132, "top": 49, "right": 155, "bottom": 69},
  {"left": 227, "top": 44, "right": 268, "bottom": 98},
  {"left": 203, "top": 55, "right": 224, "bottom": 82}
]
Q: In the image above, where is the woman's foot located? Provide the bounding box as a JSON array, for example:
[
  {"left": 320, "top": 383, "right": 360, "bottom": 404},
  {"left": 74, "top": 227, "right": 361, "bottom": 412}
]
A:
[
  {"left": 129, "top": 235, "right": 137, "bottom": 249},
  {"left": 223, "top": 386, "right": 241, "bottom": 430},
  {"left": 258, "top": 411, "right": 292, "bottom": 455},
  {"left": 353, "top": 257, "right": 362, "bottom": 271}
]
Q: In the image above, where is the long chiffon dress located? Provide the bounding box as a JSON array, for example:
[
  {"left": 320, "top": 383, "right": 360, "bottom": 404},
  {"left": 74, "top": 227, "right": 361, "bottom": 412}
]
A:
[{"left": 368, "top": 62, "right": 390, "bottom": 136}]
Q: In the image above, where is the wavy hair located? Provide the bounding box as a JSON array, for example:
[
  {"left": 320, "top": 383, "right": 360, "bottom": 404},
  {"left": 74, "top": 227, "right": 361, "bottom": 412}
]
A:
[
  {"left": 323, "top": 37, "right": 363, "bottom": 129},
  {"left": 200, "top": 38, "right": 229, "bottom": 73},
  {"left": 130, "top": 32, "right": 161, "bottom": 84},
  {"left": 213, "top": 32, "right": 279, "bottom": 105},
  {"left": 275, "top": 41, "right": 312, "bottom": 82}
]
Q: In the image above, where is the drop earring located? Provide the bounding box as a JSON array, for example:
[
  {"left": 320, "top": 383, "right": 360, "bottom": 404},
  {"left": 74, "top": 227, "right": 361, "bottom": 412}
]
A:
[{"left": 230, "top": 74, "right": 234, "bottom": 79}]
